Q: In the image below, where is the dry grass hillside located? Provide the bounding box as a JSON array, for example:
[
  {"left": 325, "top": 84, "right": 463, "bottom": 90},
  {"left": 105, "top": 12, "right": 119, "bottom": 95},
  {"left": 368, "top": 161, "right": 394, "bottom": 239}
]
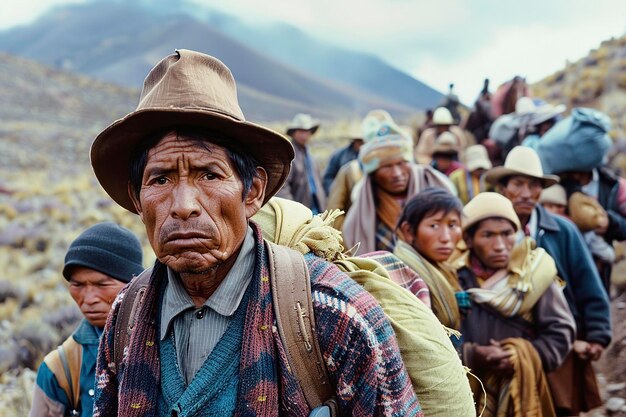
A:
[
  {"left": 532, "top": 34, "right": 626, "bottom": 140},
  {"left": 0, "top": 53, "right": 148, "bottom": 414}
]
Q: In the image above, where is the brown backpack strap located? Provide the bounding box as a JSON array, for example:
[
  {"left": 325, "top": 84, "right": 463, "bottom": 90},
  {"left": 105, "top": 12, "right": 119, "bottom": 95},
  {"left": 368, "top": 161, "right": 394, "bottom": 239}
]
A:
[
  {"left": 43, "top": 336, "right": 82, "bottom": 414},
  {"left": 113, "top": 268, "right": 153, "bottom": 373},
  {"left": 265, "top": 241, "right": 338, "bottom": 415}
]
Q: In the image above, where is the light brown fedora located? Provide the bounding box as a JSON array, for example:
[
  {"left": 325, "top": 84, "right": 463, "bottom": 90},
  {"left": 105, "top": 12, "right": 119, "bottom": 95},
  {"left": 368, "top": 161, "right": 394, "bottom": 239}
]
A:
[
  {"left": 484, "top": 146, "right": 559, "bottom": 188},
  {"left": 90, "top": 49, "right": 294, "bottom": 213}
]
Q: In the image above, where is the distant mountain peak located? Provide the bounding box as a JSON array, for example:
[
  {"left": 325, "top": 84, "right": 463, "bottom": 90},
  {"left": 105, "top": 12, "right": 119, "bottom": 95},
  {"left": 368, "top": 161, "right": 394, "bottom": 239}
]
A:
[{"left": 0, "top": 0, "right": 443, "bottom": 121}]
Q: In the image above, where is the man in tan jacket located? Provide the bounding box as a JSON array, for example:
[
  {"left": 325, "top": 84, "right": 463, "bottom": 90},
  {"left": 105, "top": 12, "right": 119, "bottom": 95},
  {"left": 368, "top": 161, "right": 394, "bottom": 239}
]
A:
[{"left": 276, "top": 113, "right": 326, "bottom": 213}]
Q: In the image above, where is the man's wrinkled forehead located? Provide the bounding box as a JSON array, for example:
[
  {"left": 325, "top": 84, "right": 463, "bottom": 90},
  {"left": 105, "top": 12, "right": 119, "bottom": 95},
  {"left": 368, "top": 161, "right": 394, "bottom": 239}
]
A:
[
  {"left": 142, "top": 130, "right": 236, "bottom": 168},
  {"left": 150, "top": 130, "right": 226, "bottom": 154}
]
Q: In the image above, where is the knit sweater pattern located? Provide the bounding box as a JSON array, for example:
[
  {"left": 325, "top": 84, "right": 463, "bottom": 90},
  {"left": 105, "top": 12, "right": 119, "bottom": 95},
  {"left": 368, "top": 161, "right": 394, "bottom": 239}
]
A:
[
  {"left": 93, "top": 222, "right": 421, "bottom": 417},
  {"left": 157, "top": 286, "right": 249, "bottom": 416}
]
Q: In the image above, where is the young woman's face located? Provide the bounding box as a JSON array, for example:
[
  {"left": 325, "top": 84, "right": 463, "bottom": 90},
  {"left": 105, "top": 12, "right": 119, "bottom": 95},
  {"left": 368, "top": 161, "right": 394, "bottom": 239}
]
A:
[{"left": 412, "top": 210, "right": 462, "bottom": 263}]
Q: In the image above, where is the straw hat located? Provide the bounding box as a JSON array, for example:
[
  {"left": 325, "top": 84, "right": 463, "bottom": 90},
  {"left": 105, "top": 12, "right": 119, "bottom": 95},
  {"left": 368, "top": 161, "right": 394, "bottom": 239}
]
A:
[
  {"left": 432, "top": 107, "right": 454, "bottom": 125},
  {"left": 484, "top": 146, "right": 559, "bottom": 188},
  {"left": 90, "top": 49, "right": 294, "bottom": 213},
  {"left": 539, "top": 184, "right": 567, "bottom": 206},
  {"left": 462, "top": 192, "right": 521, "bottom": 232},
  {"left": 286, "top": 113, "right": 320, "bottom": 136},
  {"left": 464, "top": 144, "right": 492, "bottom": 172}
]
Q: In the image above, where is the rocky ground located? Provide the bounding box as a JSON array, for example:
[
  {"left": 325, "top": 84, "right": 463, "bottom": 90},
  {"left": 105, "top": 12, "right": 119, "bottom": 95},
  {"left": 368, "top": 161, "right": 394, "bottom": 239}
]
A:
[
  {"left": 580, "top": 242, "right": 626, "bottom": 417},
  {"left": 589, "top": 290, "right": 626, "bottom": 417}
]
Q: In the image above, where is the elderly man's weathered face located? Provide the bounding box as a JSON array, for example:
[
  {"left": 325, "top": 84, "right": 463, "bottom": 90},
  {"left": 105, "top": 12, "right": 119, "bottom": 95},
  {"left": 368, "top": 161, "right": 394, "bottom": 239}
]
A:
[
  {"left": 373, "top": 157, "right": 411, "bottom": 196},
  {"left": 131, "top": 132, "right": 266, "bottom": 275}
]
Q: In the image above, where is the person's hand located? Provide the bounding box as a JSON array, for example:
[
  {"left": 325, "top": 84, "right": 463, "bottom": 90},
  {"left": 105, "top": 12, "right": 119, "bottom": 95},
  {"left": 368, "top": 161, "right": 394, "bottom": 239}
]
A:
[
  {"left": 474, "top": 339, "right": 514, "bottom": 376},
  {"left": 573, "top": 340, "right": 604, "bottom": 361},
  {"left": 586, "top": 342, "right": 604, "bottom": 361},
  {"left": 573, "top": 340, "right": 590, "bottom": 359}
]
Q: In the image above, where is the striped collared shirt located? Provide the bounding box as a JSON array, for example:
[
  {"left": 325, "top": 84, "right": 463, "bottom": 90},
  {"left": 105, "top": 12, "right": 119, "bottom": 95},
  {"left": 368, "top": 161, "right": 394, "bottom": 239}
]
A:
[{"left": 160, "top": 226, "right": 255, "bottom": 385}]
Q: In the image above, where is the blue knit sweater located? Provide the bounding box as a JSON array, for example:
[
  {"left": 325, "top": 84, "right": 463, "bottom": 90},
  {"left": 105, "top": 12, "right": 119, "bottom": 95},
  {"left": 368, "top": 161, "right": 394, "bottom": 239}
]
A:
[{"left": 157, "top": 285, "right": 250, "bottom": 417}]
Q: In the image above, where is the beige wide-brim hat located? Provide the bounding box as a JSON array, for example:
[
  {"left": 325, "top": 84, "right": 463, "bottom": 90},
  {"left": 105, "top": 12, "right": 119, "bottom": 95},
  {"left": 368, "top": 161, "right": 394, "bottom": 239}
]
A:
[
  {"left": 286, "top": 113, "right": 320, "bottom": 136},
  {"left": 484, "top": 146, "right": 559, "bottom": 188},
  {"left": 463, "top": 192, "right": 521, "bottom": 232},
  {"left": 90, "top": 50, "right": 295, "bottom": 213}
]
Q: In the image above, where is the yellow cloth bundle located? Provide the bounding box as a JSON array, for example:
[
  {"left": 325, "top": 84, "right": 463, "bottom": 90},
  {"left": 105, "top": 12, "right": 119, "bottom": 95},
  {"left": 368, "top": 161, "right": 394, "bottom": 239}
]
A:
[{"left": 475, "top": 338, "right": 555, "bottom": 417}]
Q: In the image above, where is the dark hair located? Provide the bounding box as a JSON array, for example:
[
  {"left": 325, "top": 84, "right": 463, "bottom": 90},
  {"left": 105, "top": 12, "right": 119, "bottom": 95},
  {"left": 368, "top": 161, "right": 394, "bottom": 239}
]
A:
[
  {"left": 396, "top": 187, "right": 463, "bottom": 234},
  {"left": 129, "top": 127, "right": 260, "bottom": 201}
]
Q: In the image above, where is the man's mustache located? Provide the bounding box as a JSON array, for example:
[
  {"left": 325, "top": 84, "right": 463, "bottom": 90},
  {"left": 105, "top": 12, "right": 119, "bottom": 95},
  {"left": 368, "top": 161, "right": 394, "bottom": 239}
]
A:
[{"left": 158, "top": 221, "right": 217, "bottom": 244}]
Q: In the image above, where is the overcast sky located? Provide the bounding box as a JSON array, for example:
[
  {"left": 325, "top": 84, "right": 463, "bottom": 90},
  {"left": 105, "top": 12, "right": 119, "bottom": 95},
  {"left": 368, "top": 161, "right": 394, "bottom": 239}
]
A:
[{"left": 2, "top": 0, "right": 625, "bottom": 104}]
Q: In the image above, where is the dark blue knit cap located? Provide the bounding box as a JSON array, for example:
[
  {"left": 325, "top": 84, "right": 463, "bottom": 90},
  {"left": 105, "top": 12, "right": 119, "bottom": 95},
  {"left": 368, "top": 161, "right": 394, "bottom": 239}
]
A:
[{"left": 63, "top": 222, "right": 144, "bottom": 283}]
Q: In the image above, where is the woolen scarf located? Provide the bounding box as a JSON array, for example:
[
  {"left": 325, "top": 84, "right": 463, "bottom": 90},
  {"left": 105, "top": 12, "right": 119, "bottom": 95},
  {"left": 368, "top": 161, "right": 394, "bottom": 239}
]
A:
[{"left": 394, "top": 240, "right": 461, "bottom": 330}]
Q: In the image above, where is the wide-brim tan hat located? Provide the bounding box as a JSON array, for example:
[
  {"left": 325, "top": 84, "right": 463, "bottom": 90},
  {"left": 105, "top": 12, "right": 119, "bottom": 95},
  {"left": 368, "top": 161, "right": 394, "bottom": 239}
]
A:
[
  {"left": 91, "top": 49, "right": 294, "bottom": 213},
  {"left": 463, "top": 192, "right": 521, "bottom": 232},
  {"left": 484, "top": 146, "right": 559, "bottom": 188}
]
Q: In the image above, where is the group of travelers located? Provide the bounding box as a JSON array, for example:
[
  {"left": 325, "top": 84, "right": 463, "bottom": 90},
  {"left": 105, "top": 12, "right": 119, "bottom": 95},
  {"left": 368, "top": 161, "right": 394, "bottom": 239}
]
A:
[{"left": 29, "top": 49, "right": 620, "bottom": 417}]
